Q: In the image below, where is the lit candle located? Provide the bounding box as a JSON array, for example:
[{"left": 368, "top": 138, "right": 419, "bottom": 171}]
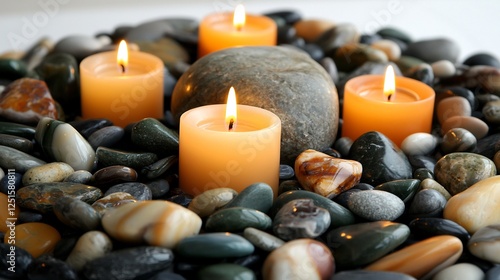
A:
[
  {"left": 198, "top": 4, "right": 277, "bottom": 58},
  {"left": 80, "top": 40, "right": 164, "bottom": 127},
  {"left": 342, "top": 66, "right": 435, "bottom": 146},
  {"left": 179, "top": 87, "right": 281, "bottom": 196}
]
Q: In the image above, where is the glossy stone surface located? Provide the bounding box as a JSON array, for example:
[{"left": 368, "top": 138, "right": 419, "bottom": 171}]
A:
[
  {"left": 0, "top": 133, "right": 33, "bottom": 153},
  {"left": 53, "top": 196, "right": 101, "bottom": 231},
  {"left": 407, "top": 189, "right": 447, "bottom": 218},
  {"left": 16, "top": 182, "right": 102, "bottom": 213},
  {"left": 326, "top": 221, "right": 410, "bottom": 269},
  {"left": 468, "top": 224, "right": 500, "bottom": 263},
  {"left": 104, "top": 182, "right": 153, "bottom": 201},
  {"left": 130, "top": 118, "right": 179, "bottom": 156},
  {"left": 90, "top": 165, "right": 138, "bottom": 188},
  {"left": 365, "top": 235, "right": 463, "bottom": 279},
  {"left": 409, "top": 218, "right": 470, "bottom": 243},
  {"left": 171, "top": 46, "right": 339, "bottom": 165},
  {"left": 141, "top": 155, "right": 177, "bottom": 179},
  {"left": 223, "top": 182, "right": 274, "bottom": 213},
  {"left": 347, "top": 190, "right": 405, "bottom": 221},
  {"left": 87, "top": 125, "right": 124, "bottom": 149},
  {"left": 273, "top": 199, "right": 330, "bottom": 240},
  {"left": 198, "top": 264, "right": 256, "bottom": 280},
  {"left": 269, "top": 190, "right": 355, "bottom": 229},
  {"left": 205, "top": 207, "right": 272, "bottom": 232},
  {"left": 83, "top": 246, "right": 174, "bottom": 280},
  {"left": 294, "top": 149, "right": 362, "bottom": 198},
  {"left": 374, "top": 179, "right": 420, "bottom": 203},
  {"left": 440, "top": 116, "right": 489, "bottom": 139},
  {"left": 0, "top": 144, "right": 45, "bottom": 173},
  {"left": 433, "top": 263, "right": 484, "bottom": 280},
  {"left": 7, "top": 222, "right": 61, "bottom": 258},
  {"left": 91, "top": 192, "right": 136, "bottom": 215},
  {"left": 440, "top": 128, "right": 477, "bottom": 154},
  {"left": 63, "top": 170, "right": 93, "bottom": 184},
  {"left": 349, "top": 131, "right": 412, "bottom": 186},
  {"left": 35, "top": 117, "right": 96, "bottom": 171},
  {"left": 403, "top": 38, "right": 460, "bottom": 63},
  {"left": 436, "top": 96, "right": 472, "bottom": 125},
  {"left": 0, "top": 78, "right": 58, "bottom": 124},
  {"left": 243, "top": 227, "right": 285, "bottom": 252},
  {"left": 66, "top": 231, "right": 113, "bottom": 271},
  {"left": 97, "top": 147, "right": 158, "bottom": 170},
  {"left": 102, "top": 200, "right": 201, "bottom": 248},
  {"left": 400, "top": 133, "right": 437, "bottom": 156},
  {"left": 22, "top": 162, "right": 74, "bottom": 185},
  {"left": 187, "top": 188, "right": 237, "bottom": 218},
  {"left": 262, "top": 239, "right": 334, "bottom": 280},
  {"left": 175, "top": 233, "right": 254, "bottom": 259},
  {"left": 0, "top": 121, "right": 36, "bottom": 139},
  {"left": 434, "top": 152, "right": 496, "bottom": 195}
]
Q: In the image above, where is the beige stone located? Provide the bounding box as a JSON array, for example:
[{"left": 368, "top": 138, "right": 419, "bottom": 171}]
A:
[{"left": 294, "top": 19, "right": 335, "bottom": 42}]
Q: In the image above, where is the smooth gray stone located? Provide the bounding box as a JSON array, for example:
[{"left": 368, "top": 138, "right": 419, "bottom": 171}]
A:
[
  {"left": 104, "top": 182, "right": 153, "bottom": 201},
  {"left": 408, "top": 189, "right": 447, "bottom": 218},
  {"left": 146, "top": 178, "right": 170, "bottom": 198},
  {"left": 125, "top": 19, "right": 174, "bottom": 42},
  {"left": 0, "top": 144, "right": 45, "bottom": 172},
  {"left": 88, "top": 126, "right": 124, "bottom": 149},
  {"left": 171, "top": 46, "right": 339, "bottom": 165},
  {"left": 332, "top": 270, "right": 416, "bottom": 280},
  {"left": 53, "top": 196, "right": 101, "bottom": 231},
  {"left": 63, "top": 170, "right": 93, "bottom": 184},
  {"left": 485, "top": 265, "right": 500, "bottom": 280},
  {"left": 53, "top": 35, "right": 108, "bottom": 61},
  {"left": 403, "top": 38, "right": 460, "bottom": 63},
  {"left": 83, "top": 246, "right": 174, "bottom": 280},
  {"left": 0, "top": 133, "right": 33, "bottom": 153}
]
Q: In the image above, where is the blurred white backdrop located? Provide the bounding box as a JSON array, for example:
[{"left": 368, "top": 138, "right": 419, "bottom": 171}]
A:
[{"left": 1, "top": 0, "right": 498, "bottom": 61}]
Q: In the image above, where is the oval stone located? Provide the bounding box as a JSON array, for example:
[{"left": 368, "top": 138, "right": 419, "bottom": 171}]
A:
[
  {"left": 408, "top": 189, "right": 447, "bottom": 218},
  {"left": 243, "top": 227, "right": 285, "bottom": 252},
  {"left": 175, "top": 232, "right": 254, "bottom": 259},
  {"left": 87, "top": 125, "right": 124, "bottom": 149},
  {"left": 347, "top": 190, "right": 405, "bottom": 221},
  {"left": 222, "top": 182, "right": 274, "bottom": 213},
  {"left": 374, "top": 179, "right": 420, "bottom": 203},
  {"left": 440, "top": 116, "right": 489, "bottom": 139},
  {"left": 326, "top": 221, "right": 410, "bottom": 269},
  {"left": 440, "top": 128, "right": 477, "bottom": 154},
  {"left": 468, "top": 224, "right": 500, "bottom": 264},
  {"left": 431, "top": 60, "right": 456, "bottom": 78},
  {"left": 53, "top": 196, "right": 101, "bottom": 231},
  {"left": 66, "top": 231, "right": 113, "bottom": 271},
  {"left": 7, "top": 222, "right": 61, "bottom": 258},
  {"left": 444, "top": 176, "right": 500, "bottom": 233},
  {"left": 188, "top": 188, "right": 237, "bottom": 218},
  {"left": 409, "top": 217, "right": 470, "bottom": 243},
  {"left": 436, "top": 96, "right": 472, "bottom": 125},
  {"left": 22, "top": 162, "right": 74, "bottom": 185},
  {"left": 433, "top": 263, "right": 484, "bottom": 280},
  {"left": 434, "top": 152, "right": 496, "bottom": 195},
  {"left": 198, "top": 264, "right": 256, "bottom": 280},
  {"left": 0, "top": 144, "right": 45, "bottom": 173},
  {"left": 400, "top": 133, "right": 437, "bottom": 156},
  {"left": 91, "top": 192, "right": 136, "bottom": 216},
  {"left": 102, "top": 200, "right": 201, "bottom": 248},
  {"left": 482, "top": 100, "right": 500, "bottom": 124},
  {"left": 294, "top": 149, "right": 362, "bottom": 198},
  {"left": 171, "top": 46, "right": 339, "bottom": 165},
  {"left": 262, "top": 239, "right": 334, "bottom": 280},
  {"left": 63, "top": 170, "right": 93, "bottom": 184},
  {"left": 365, "top": 235, "right": 463, "bottom": 279},
  {"left": 205, "top": 207, "right": 272, "bottom": 232},
  {"left": 403, "top": 38, "right": 460, "bottom": 63},
  {"left": 130, "top": 118, "right": 179, "bottom": 156},
  {"left": 0, "top": 133, "right": 33, "bottom": 153}
]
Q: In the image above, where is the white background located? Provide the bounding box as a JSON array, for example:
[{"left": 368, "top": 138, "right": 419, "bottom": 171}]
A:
[{"left": 1, "top": 0, "right": 499, "bottom": 61}]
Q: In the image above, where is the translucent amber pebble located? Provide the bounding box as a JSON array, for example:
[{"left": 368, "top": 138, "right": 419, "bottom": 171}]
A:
[
  {"left": 0, "top": 192, "right": 20, "bottom": 233},
  {"left": 4, "top": 222, "right": 61, "bottom": 258}
]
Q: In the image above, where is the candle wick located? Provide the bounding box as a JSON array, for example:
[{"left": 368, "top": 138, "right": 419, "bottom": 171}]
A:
[
  {"left": 228, "top": 118, "right": 234, "bottom": 131},
  {"left": 120, "top": 63, "right": 125, "bottom": 73},
  {"left": 236, "top": 25, "right": 242, "bottom": 32},
  {"left": 387, "top": 94, "right": 392, "bottom": 102}
]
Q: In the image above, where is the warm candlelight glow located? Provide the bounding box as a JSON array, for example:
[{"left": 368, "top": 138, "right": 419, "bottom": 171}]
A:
[
  {"left": 117, "top": 40, "right": 128, "bottom": 73},
  {"left": 233, "top": 4, "right": 246, "bottom": 31},
  {"left": 225, "top": 87, "right": 237, "bottom": 130},
  {"left": 384, "top": 65, "right": 395, "bottom": 101}
]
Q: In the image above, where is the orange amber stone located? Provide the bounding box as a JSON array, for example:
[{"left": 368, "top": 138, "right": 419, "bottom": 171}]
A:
[
  {"left": 0, "top": 192, "right": 20, "bottom": 233},
  {"left": 4, "top": 222, "right": 61, "bottom": 258}
]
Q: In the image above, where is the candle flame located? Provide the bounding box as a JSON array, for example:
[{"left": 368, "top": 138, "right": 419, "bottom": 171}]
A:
[
  {"left": 384, "top": 65, "right": 395, "bottom": 101},
  {"left": 226, "top": 87, "right": 237, "bottom": 131},
  {"left": 233, "top": 4, "right": 246, "bottom": 31},
  {"left": 117, "top": 40, "right": 128, "bottom": 73}
]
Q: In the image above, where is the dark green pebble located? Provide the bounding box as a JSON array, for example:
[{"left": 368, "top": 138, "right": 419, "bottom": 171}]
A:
[
  {"left": 223, "top": 182, "right": 274, "bottom": 213},
  {"left": 198, "top": 264, "right": 256, "bottom": 280},
  {"left": 0, "top": 121, "right": 36, "bottom": 139},
  {"left": 96, "top": 146, "right": 158, "bottom": 170},
  {"left": 0, "top": 133, "right": 33, "bottom": 153},
  {"left": 206, "top": 207, "right": 272, "bottom": 232},
  {"left": 374, "top": 179, "right": 420, "bottom": 203},
  {"left": 175, "top": 233, "right": 254, "bottom": 259}
]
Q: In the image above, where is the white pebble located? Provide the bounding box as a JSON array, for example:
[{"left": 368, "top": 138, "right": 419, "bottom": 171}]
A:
[
  {"left": 431, "top": 60, "right": 456, "bottom": 78},
  {"left": 401, "top": 133, "right": 438, "bottom": 156},
  {"left": 371, "top": 39, "right": 401, "bottom": 61},
  {"left": 432, "top": 263, "right": 484, "bottom": 280}
]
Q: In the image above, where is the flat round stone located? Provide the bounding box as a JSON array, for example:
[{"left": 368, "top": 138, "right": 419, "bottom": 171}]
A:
[
  {"left": 205, "top": 207, "right": 272, "bottom": 232},
  {"left": 347, "top": 190, "right": 405, "bottom": 221}
]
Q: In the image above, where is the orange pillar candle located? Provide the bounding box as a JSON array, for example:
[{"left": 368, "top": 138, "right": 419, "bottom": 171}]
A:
[
  {"left": 342, "top": 66, "right": 435, "bottom": 146},
  {"left": 80, "top": 40, "right": 164, "bottom": 127},
  {"left": 198, "top": 4, "right": 277, "bottom": 58},
  {"left": 179, "top": 87, "right": 281, "bottom": 196}
]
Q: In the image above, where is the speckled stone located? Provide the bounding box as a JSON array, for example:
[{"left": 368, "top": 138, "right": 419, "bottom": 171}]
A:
[
  {"left": 444, "top": 176, "right": 500, "bottom": 233},
  {"left": 22, "top": 162, "right": 74, "bottom": 185},
  {"left": 326, "top": 221, "right": 410, "bottom": 269},
  {"left": 171, "top": 46, "right": 339, "bottom": 165},
  {"left": 63, "top": 170, "right": 93, "bottom": 184},
  {"left": 434, "top": 152, "right": 496, "bottom": 195},
  {"left": 365, "top": 235, "right": 463, "bottom": 279},
  {"left": 294, "top": 149, "right": 362, "bottom": 198},
  {"left": 188, "top": 188, "right": 237, "bottom": 218},
  {"left": 102, "top": 200, "right": 201, "bottom": 248},
  {"left": 83, "top": 246, "right": 174, "bottom": 280},
  {"left": 16, "top": 182, "right": 102, "bottom": 213},
  {"left": 66, "top": 231, "right": 113, "bottom": 271},
  {"left": 347, "top": 190, "right": 405, "bottom": 221},
  {"left": 141, "top": 155, "right": 178, "bottom": 179},
  {"left": 262, "top": 239, "right": 334, "bottom": 280},
  {"left": 130, "top": 118, "right": 179, "bottom": 156}
]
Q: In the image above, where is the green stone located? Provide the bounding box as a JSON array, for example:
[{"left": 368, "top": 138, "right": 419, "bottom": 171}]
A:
[
  {"left": 175, "top": 233, "right": 254, "bottom": 258},
  {"left": 413, "top": 168, "right": 434, "bottom": 181},
  {"left": 223, "top": 182, "right": 274, "bottom": 213},
  {"left": 0, "top": 133, "right": 33, "bottom": 154},
  {"left": 131, "top": 118, "right": 179, "bottom": 156},
  {"left": 96, "top": 147, "right": 158, "bottom": 170},
  {"left": 141, "top": 155, "right": 178, "bottom": 179},
  {"left": 0, "top": 121, "right": 36, "bottom": 139},
  {"left": 0, "top": 59, "right": 28, "bottom": 80},
  {"left": 395, "top": 55, "right": 426, "bottom": 74},
  {"left": 374, "top": 179, "right": 421, "bottom": 203},
  {"left": 198, "top": 264, "right": 256, "bottom": 280},
  {"left": 434, "top": 152, "right": 496, "bottom": 195},
  {"left": 35, "top": 53, "right": 80, "bottom": 118},
  {"left": 326, "top": 221, "right": 410, "bottom": 269},
  {"left": 16, "top": 182, "right": 103, "bottom": 213},
  {"left": 206, "top": 207, "right": 272, "bottom": 232},
  {"left": 376, "top": 27, "right": 412, "bottom": 44},
  {"left": 0, "top": 145, "right": 45, "bottom": 173},
  {"left": 171, "top": 46, "right": 339, "bottom": 165},
  {"left": 331, "top": 44, "right": 388, "bottom": 72},
  {"left": 269, "top": 190, "right": 355, "bottom": 229}
]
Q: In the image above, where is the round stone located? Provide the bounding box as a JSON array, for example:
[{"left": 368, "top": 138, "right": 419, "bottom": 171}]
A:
[
  {"left": 440, "top": 116, "right": 489, "bottom": 139},
  {"left": 370, "top": 39, "right": 401, "bottom": 61},
  {"left": 347, "top": 190, "right": 405, "bottom": 221},
  {"left": 401, "top": 133, "right": 438, "bottom": 156},
  {"left": 65, "top": 231, "right": 113, "bottom": 271},
  {"left": 431, "top": 60, "right": 456, "bottom": 78},
  {"left": 440, "top": 128, "right": 477, "bottom": 154},
  {"left": 53, "top": 196, "right": 101, "bottom": 231},
  {"left": 222, "top": 182, "right": 274, "bottom": 213},
  {"left": 171, "top": 46, "right": 339, "bottom": 165},
  {"left": 436, "top": 96, "right": 472, "bottom": 125},
  {"left": 482, "top": 100, "right": 500, "bottom": 124},
  {"left": 293, "top": 19, "right": 335, "bottom": 42},
  {"left": 243, "top": 227, "right": 285, "bottom": 252},
  {"left": 188, "top": 188, "right": 237, "bottom": 218},
  {"left": 7, "top": 222, "right": 61, "bottom": 258},
  {"left": 408, "top": 189, "right": 447, "bottom": 218},
  {"left": 433, "top": 263, "right": 484, "bottom": 280},
  {"left": 22, "top": 162, "right": 74, "bottom": 185}
]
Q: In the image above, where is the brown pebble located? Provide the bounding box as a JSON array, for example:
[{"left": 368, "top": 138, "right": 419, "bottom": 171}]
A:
[
  {"left": 294, "top": 19, "right": 336, "bottom": 42},
  {"left": 440, "top": 116, "right": 488, "bottom": 139},
  {"left": 436, "top": 96, "right": 472, "bottom": 125}
]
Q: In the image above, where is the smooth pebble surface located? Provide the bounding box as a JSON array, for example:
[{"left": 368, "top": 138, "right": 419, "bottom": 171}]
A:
[{"left": 1, "top": 9, "right": 500, "bottom": 280}]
